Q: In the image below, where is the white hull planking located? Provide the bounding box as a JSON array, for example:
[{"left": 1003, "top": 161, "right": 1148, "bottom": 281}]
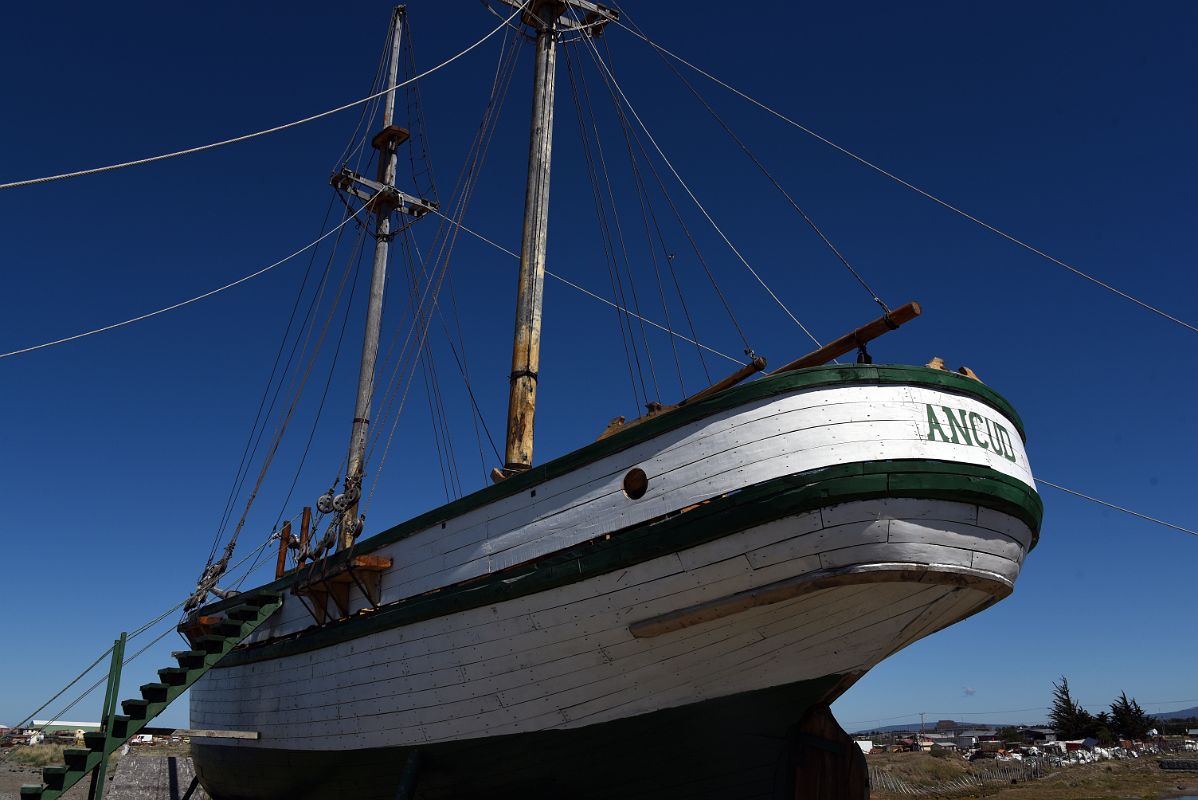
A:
[
  {"left": 236, "top": 383, "right": 1032, "bottom": 644},
  {"left": 191, "top": 496, "right": 1031, "bottom": 751}
]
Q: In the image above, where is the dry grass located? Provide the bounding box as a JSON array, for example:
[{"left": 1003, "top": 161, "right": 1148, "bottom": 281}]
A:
[
  {"left": 3, "top": 744, "right": 67, "bottom": 768},
  {"left": 869, "top": 753, "right": 1198, "bottom": 799}
]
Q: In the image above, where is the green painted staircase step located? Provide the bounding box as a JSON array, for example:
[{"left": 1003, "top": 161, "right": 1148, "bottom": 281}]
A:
[
  {"left": 158, "top": 666, "right": 190, "bottom": 685},
  {"left": 140, "top": 682, "right": 170, "bottom": 702},
  {"left": 172, "top": 649, "right": 206, "bottom": 668},
  {"left": 25, "top": 594, "right": 281, "bottom": 800},
  {"left": 211, "top": 621, "right": 246, "bottom": 638}
]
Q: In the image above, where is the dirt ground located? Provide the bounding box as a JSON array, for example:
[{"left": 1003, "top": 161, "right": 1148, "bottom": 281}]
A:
[
  {"left": 870, "top": 753, "right": 1198, "bottom": 800},
  {"left": 0, "top": 745, "right": 201, "bottom": 800}
]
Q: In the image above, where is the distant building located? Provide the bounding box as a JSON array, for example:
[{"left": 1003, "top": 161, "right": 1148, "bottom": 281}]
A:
[
  {"left": 1187, "top": 728, "right": 1198, "bottom": 737},
  {"left": 32, "top": 720, "right": 101, "bottom": 734},
  {"left": 1018, "top": 727, "right": 1058, "bottom": 743},
  {"left": 853, "top": 740, "right": 873, "bottom": 756}
]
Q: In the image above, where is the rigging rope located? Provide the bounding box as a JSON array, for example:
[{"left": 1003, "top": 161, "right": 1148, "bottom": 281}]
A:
[
  {"left": 428, "top": 208, "right": 744, "bottom": 365},
  {"left": 0, "top": 203, "right": 372, "bottom": 360},
  {"left": 574, "top": 25, "right": 823, "bottom": 348},
  {"left": 0, "top": 4, "right": 527, "bottom": 192},
  {"left": 614, "top": 16, "right": 1198, "bottom": 337}
]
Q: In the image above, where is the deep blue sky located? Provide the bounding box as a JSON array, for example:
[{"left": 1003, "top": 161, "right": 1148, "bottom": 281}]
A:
[{"left": 2, "top": 2, "right": 1195, "bottom": 732}]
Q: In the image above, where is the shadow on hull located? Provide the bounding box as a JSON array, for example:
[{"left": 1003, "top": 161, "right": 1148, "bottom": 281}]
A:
[{"left": 193, "top": 674, "right": 868, "bottom": 800}]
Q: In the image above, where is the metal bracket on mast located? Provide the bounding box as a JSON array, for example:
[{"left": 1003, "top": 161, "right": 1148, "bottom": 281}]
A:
[
  {"left": 494, "top": 0, "right": 619, "bottom": 35},
  {"left": 330, "top": 167, "right": 437, "bottom": 219}
]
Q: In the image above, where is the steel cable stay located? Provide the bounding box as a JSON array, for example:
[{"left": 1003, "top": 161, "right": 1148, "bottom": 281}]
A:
[
  {"left": 426, "top": 208, "right": 745, "bottom": 366},
  {"left": 403, "top": 40, "right": 503, "bottom": 483},
  {"left": 193, "top": 211, "right": 376, "bottom": 603},
  {"left": 631, "top": 30, "right": 891, "bottom": 315},
  {"left": 0, "top": 203, "right": 373, "bottom": 361},
  {"left": 596, "top": 39, "right": 694, "bottom": 396},
  {"left": 573, "top": 22, "right": 824, "bottom": 349},
  {"left": 0, "top": 3, "right": 528, "bottom": 192},
  {"left": 0, "top": 524, "right": 284, "bottom": 757},
  {"left": 612, "top": 13, "right": 1198, "bottom": 337},
  {"left": 568, "top": 44, "right": 664, "bottom": 403},
  {"left": 563, "top": 45, "right": 651, "bottom": 412},
  {"left": 577, "top": 26, "right": 767, "bottom": 367},
  {"left": 207, "top": 194, "right": 351, "bottom": 567},
  {"left": 569, "top": 43, "right": 667, "bottom": 406},
  {"left": 363, "top": 30, "right": 522, "bottom": 496}
]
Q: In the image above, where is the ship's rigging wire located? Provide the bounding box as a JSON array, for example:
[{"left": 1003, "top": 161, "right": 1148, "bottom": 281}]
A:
[
  {"left": 573, "top": 22, "right": 823, "bottom": 349},
  {"left": 563, "top": 45, "right": 653, "bottom": 411},
  {"left": 629, "top": 25, "right": 891, "bottom": 315},
  {"left": 0, "top": 4, "right": 527, "bottom": 192},
  {"left": 0, "top": 526, "right": 283, "bottom": 756},
  {"left": 0, "top": 204, "right": 371, "bottom": 361},
  {"left": 571, "top": 44, "right": 670, "bottom": 404},
  {"left": 591, "top": 44, "right": 748, "bottom": 378},
  {"left": 1038, "top": 479, "right": 1198, "bottom": 539},
  {"left": 204, "top": 193, "right": 343, "bottom": 567},
  {"left": 200, "top": 212, "right": 375, "bottom": 596},
  {"left": 612, "top": 14, "right": 1198, "bottom": 338},
  {"left": 363, "top": 25, "right": 522, "bottom": 499},
  {"left": 426, "top": 207, "right": 744, "bottom": 366}
]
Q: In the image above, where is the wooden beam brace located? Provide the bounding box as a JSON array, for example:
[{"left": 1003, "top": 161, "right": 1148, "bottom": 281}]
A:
[{"left": 771, "top": 301, "right": 921, "bottom": 374}]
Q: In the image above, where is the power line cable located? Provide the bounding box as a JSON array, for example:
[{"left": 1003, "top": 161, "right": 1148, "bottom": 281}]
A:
[
  {"left": 0, "top": 203, "right": 372, "bottom": 360},
  {"left": 614, "top": 17, "right": 1198, "bottom": 337},
  {"left": 0, "top": 4, "right": 526, "bottom": 192}
]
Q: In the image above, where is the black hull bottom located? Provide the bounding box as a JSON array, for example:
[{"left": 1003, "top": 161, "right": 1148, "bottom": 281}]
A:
[{"left": 192, "top": 673, "right": 857, "bottom": 800}]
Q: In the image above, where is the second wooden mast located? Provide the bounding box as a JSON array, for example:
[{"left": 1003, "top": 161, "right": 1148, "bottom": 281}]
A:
[{"left": 497, "top": 0, "right": 617, "bottom": 479}]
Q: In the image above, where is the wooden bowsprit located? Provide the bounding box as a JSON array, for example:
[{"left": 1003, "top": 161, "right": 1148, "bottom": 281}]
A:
[{"left": 20, "top": 593, "right": 281, "bottom": 800}]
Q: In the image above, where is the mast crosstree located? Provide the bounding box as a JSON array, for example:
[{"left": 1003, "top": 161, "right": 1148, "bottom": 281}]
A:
[{"left": 495, "top": 0, "right": 618, "bottom": 480}]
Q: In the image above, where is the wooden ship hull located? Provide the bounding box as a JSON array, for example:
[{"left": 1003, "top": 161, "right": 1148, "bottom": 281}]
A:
[{"left": 187, "top": 364, "right": 1040, "bottom": 799}]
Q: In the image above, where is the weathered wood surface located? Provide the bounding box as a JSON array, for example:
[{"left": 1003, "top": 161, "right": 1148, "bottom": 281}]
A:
[{"left": 193, "top": 496, "right": 1029, "bottom": 751}]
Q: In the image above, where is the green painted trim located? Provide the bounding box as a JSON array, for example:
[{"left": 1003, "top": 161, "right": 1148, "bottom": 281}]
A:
[
  {"left": 214, "top": 459, "right": 1041, "bottom": 668},
  {"left": 200, "top": 364, "right": 1028, "bottom": 617}
]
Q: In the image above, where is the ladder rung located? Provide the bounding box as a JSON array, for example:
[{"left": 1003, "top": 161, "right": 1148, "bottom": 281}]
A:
[
  {"left": 227, "top": 607, "right": 258, "bottom": 622},
  {"left": 194, "top": 636, "right": 227, "bottom": 654},
  {"left": 83, "top": 731, "right": 108, "bottom": 751},
  {"left": 140, "top": 682, "right": 170, "bottom": 701},
  {"left": 62, "top": 748, "right": 91, "bottom": 766},
  {"left": 19, "top": 785, "right": 44, "bottom": 798},
  {"left": 212, "top": 621, "right": 245, "bottom": 638}
]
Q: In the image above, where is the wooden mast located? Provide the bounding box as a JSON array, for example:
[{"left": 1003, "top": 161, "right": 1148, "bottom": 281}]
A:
[{"left": 498, "top": 0, "right": 618, "bottom": 479}]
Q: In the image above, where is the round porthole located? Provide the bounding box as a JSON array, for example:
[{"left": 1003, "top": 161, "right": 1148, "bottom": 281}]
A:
[{"left": 623, "top": 467, "right": 648, "bottom": 500}]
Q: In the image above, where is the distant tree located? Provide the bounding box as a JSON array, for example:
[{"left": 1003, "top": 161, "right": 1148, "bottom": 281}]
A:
[
  {"left": 1110, "top": 692, "right": 1152, "bottom": 740},
  {"left": 1049, "top": 676, "right": 1095, "bottom": 739},
  {"left": 1091, "top": 711, "right": 1114, "bottom": 744},
  {"left": 995, "top": 726, "right": 1022, "bottom": 742}
]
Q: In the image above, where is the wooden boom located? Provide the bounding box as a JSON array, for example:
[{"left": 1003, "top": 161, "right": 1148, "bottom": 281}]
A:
[{"left": 771, "top": 302, "right": 921, "bottom": 374}]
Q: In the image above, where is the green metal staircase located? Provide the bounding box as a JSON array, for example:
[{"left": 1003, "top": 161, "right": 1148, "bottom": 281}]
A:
[{"left": 20, "top": 593, "right": 282, "bottom": 800}]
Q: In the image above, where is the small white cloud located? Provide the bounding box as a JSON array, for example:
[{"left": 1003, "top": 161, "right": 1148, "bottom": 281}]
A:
[{"left": 963, "top": 687, "right": 976, "bottom": 697}]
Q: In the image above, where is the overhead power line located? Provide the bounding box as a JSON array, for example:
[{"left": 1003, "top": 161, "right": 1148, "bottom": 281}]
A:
[
  {"left": 0, "top": 199, "right": 374, "bottom": 360},
  {"left": 615, "top": 18, "right": 1198, "bottom": 337},
  {"left": 0, "top": 4, "right": 525, "bottom": 192},
  {"left": 1038, "top": 478, "right": 1198, "bottom": 538}
]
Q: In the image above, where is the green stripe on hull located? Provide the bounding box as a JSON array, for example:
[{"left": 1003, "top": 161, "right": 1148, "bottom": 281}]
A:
[
  {"left": 200, "top": 364, "right": 1029, "bottom": 618},
  {"left": 215, "top": 459, "right": 1040, "bottom": 668}
]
